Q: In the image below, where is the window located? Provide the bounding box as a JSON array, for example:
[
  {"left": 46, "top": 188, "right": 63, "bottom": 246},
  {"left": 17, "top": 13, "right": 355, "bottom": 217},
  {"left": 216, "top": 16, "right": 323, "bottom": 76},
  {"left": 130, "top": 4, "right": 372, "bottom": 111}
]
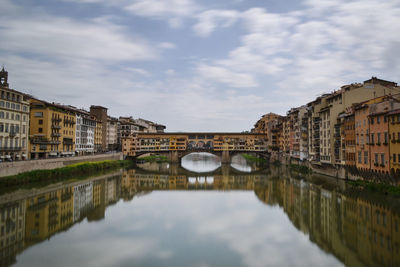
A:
[
  {"left": 371, "top": 133, "right": 375, "bottom": 144},
  {"left": 38, "top": 119, "right": 43, "bottom": 125},
  {"left": 377, "top": 116, "right": 380, "bottom": 123},
  {"left": 0, "top": 101, "right": 3, "bottom": 107},
  {"left": 381, "top": 153, "right": 385, "bottom": 165},
  {"left": 393, "top": 154, "right": 397, "bottom": 163},
  {"left": 15, "top": 114, "right": 20, "bottom": 120},
  {"left": 364, "top": 151, "right": 368, "bottom": 164},
  {"left": 377, "top": 133, "right": 381, "bottom": 144},
  {"left": 375, "top": 153, "right": 379, "bottom": 164},
  {"left": 23, "top": 125, "right": 25, "bottom": 134},
  {"left": 358, "top": 151, "right": 362, "bottom": 164},
  {"left": 38, "top": 128, "right": 43, "bottom": 133},
  {"left": 384, "top": 132, "right": 388, "bottom": 144},
  {"left": 0, "top": 112, "right": 3, "bottom": 119},
  {"left": 0, "top": 124, "right": 3, "bottom": 132},
  {"left": 384, "top": 116, "right": 387, "bottom": 123},
  {"left": 34, "top": 112, "right": 43, "bottom": 117}
]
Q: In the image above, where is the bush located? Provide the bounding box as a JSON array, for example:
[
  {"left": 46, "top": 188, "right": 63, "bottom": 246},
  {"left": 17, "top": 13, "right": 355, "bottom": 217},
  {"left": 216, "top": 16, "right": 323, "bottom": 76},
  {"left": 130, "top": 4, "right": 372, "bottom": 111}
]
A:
[
  {"left": 241, "top": 154, "right": 266, "bottom": 163},
  {"left": 0, "top": 160, "right": 133, "bottom": 187},
  {"left": 289, "top": 164, "right": 312, "bottom": 174}
]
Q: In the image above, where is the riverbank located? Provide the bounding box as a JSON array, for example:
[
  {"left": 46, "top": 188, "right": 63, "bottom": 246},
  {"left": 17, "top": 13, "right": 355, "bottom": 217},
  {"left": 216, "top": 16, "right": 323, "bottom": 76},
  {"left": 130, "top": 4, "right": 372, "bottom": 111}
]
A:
[
  {"left": 137, "top": 154, "right": 168, "bottom": 163},
  {"left": 0, "top": 152, "right": 123, "bottom": 177},
  {"left": 0, "top": 160, "right": 132, "bottom": 187}
]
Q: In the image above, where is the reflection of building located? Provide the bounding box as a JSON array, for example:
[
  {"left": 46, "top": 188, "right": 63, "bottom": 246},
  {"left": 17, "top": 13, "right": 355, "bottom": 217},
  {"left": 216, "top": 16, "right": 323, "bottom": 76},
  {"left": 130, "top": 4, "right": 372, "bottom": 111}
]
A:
[
  {"left": 73, "top": 182, "right": 93, "bottom": 221},
  {"left": 254, "top": 175, "right": 400, "bottom": 267},
  {"left": 0, "top": 199, "right": 26, "bottom": 266}
]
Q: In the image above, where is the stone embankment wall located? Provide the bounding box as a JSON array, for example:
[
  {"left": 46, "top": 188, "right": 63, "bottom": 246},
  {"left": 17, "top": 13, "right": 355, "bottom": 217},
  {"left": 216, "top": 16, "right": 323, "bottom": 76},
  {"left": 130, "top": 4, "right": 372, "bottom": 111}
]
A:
[
  {"left": 0, "top": 152, "right": 123, "bottom": 177},
  {"left": 270, "top": 152, "right": 360, "bottom": 180}
]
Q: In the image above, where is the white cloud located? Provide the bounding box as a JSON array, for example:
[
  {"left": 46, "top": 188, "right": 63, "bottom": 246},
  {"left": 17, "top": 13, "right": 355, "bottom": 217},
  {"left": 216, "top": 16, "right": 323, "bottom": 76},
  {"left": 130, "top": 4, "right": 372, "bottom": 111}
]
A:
[
  {"left": 193, "top": 9, "right": 240, "bottom": 37},
  {"left": 197, "top": 64, "right": 258, "bottom": 88},
  {"left": 0, "top": 15, "right": 157, "bottom": 62},
  {"left": 125, "top": 0, "right": 198, "bottom": 18},
  {"left": 125, "top": 67, "right": 151, "bottom": 76},
  {"left": 158, "top": 42, "right": 176, "bottom": 49}
]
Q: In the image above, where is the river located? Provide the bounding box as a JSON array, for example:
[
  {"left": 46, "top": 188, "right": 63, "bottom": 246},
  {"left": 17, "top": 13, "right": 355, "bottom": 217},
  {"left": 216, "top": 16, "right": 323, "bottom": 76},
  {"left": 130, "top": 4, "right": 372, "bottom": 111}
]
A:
[{"left": 1, "top": 153, "right": 399, "bottom": 267}]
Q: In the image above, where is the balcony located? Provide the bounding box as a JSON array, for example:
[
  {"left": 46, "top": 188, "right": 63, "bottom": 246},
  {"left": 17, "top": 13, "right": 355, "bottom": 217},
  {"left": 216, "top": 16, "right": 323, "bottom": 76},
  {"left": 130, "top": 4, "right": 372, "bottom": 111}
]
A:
[
  {"left": 51, "top": 125, "right": 61, "bottom": 129},
  {"left": 31, "top": 137, "right": 60, "bottom": 145},
  {"left": 52, "top": 118, "right": 62, "bottom": 123},
  {"left": 51, "top": 133, "right": 61, "bottom": 137},
  {"left": 9, "top": 131, "right": 17, "bottom": 137}
]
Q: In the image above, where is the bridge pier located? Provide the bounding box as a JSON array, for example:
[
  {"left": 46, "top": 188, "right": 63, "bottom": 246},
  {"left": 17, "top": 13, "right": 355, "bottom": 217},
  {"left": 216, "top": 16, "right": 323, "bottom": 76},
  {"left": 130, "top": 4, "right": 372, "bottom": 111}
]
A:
[
  {"left": 168, "top": 151, "right": 181, "bottom": 164},
  {"left": 221, "top": 150, "right": 231, "bottom": 164}
]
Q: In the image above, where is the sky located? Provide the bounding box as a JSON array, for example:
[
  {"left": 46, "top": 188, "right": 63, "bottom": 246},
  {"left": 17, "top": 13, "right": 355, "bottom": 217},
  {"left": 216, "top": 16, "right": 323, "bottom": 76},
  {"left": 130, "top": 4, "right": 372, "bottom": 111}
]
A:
[{"left": 1, "top": 0, "right": 400, "bottom": 132}]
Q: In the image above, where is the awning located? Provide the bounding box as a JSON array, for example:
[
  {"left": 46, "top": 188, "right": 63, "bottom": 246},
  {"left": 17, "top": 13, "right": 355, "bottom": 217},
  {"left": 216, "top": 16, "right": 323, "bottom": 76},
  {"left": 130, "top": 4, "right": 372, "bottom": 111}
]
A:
[
  {"left": 22, "top": 154, "right": 27, "bottom": 157},
  {"left": 16, "top": 155, "right": 21, "bottom": 158},
  {"left": 5, "top": 155, "right": 11, "bottom": 159},
  {"left": 49, "top": 152, "right": 57, "bottom": 156}
]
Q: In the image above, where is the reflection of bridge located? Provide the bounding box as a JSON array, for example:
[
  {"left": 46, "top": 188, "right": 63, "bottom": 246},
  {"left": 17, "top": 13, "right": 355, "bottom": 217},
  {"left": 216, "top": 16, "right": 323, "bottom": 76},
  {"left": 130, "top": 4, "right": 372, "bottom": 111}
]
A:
[{"left": 122, "top": 132, "right": 268, "bottom": 163}]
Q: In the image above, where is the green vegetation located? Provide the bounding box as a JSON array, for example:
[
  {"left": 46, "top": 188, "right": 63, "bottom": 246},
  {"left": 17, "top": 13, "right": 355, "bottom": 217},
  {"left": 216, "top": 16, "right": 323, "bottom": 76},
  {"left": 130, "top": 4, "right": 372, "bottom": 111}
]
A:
[
  {"left": 0, "top": 160, "right": 133, "bottom": 187},
  {"left": 289, "top": 164, "right": 312, "bottom": 174},
  {"left": 348, "top": 180, "right": 400, "bottom": 196},
  {"left": 241, "top": 154, "right": 266, "bottom": 163},
  {"left": 138, "top": 155, "right": 168, "bottom": 163}
]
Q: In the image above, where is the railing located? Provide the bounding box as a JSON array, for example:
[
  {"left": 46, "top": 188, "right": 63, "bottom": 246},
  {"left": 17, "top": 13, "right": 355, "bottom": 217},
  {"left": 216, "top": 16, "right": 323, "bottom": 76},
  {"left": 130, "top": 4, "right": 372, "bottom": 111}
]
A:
[{"left": 51, "top": 125, "right": 61, "bottom": 129}]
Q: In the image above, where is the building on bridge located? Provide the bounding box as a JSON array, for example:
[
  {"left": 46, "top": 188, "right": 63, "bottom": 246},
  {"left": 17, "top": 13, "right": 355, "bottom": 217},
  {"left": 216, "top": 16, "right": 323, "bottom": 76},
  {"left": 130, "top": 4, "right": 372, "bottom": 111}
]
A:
[{"left": 122, "top": 132, "right": 268, "bottom": 163}]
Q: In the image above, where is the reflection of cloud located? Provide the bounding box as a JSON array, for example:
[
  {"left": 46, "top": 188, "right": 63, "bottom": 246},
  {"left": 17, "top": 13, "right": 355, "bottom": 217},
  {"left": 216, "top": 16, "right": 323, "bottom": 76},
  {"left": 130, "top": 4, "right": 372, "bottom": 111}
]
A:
[{"left": 15, "top": 191, "right": 342, "bottom": 267}]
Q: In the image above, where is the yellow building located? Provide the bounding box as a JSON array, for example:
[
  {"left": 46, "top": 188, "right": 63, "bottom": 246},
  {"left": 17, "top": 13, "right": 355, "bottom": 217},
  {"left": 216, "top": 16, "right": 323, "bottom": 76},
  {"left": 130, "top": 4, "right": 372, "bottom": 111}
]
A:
[
  {"left": 29, "top": 98, "right": 76, "bottom": 159},
  {"left": 94, "top": 119, "right": 103, "bottom": 153}
]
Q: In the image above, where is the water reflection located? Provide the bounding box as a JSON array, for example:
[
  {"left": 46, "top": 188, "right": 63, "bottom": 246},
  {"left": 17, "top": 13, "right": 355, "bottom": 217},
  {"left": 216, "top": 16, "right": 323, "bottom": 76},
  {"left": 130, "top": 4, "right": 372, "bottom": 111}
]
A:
[
  {"left": 181, "top": 153, "right": 221, "bottom": 172},
  {"left": 0, "top": 166, "right": 399, "bottom": 267}
]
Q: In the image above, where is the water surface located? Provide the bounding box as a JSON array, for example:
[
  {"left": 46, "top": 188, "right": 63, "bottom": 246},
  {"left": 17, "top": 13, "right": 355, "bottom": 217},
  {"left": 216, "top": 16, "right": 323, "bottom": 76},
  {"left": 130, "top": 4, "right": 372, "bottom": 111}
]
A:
[{"left": 1, "top": 153, "right": 399, "bottom": 267}]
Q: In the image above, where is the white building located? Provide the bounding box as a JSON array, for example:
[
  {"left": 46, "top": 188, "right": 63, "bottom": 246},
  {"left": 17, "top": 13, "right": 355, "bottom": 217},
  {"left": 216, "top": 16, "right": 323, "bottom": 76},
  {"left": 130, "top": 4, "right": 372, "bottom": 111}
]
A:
[
  {"left": 75, "top": 113, "right": 96, "bottom": 155},
  {"left": 0, "top": 68, "right": 30, "bottom": 161}
]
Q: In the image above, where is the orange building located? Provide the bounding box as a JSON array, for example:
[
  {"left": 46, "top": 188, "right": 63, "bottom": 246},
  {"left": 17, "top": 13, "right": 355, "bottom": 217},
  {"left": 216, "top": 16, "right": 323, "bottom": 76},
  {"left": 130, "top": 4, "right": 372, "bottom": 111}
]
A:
[{"left": 355, "top": 103, "right": 370, "bottom": 171}]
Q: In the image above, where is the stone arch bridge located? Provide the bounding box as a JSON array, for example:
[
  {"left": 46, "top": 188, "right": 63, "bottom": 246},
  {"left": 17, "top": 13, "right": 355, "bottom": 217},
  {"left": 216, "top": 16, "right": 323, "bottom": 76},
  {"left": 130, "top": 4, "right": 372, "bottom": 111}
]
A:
[{"left": 122, "top": 132, "right": 269, "bottom": 163}]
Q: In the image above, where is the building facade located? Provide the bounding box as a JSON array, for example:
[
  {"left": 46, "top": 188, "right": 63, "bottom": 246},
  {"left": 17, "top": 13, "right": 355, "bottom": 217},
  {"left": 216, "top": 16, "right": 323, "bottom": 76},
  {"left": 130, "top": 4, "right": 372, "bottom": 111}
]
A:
[
  {"left": 29, "top": 99, "right": 76, "bottom": 159},
  {"left": 0, "top": 68, "right": 30, "bottom": 161}
]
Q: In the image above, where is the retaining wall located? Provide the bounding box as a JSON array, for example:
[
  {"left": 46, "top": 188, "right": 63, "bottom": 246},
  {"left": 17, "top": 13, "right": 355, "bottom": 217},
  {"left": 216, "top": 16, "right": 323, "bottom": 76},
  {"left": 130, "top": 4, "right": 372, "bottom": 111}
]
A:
[{"left": 0, "top": 152, "right": 123, "bottom": 177}]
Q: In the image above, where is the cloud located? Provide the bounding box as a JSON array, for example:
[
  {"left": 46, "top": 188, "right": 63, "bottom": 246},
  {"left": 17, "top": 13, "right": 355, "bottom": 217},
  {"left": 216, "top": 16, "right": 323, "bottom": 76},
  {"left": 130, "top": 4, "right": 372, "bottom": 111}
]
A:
[
  {"left": 125, "top": 0, "right": 199, "bottom": 18},
  {"left": 158, "top": 42, "right": 176, "bottom": 49},
  {"left": 0, "top": 2, "right": 158, "bottom": 63},
  {"left": 193, "top": 9, "right": 240, "bottom": 37},
  {"left": 196, "top": 64, "right": 258, "bottom": 88}
]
